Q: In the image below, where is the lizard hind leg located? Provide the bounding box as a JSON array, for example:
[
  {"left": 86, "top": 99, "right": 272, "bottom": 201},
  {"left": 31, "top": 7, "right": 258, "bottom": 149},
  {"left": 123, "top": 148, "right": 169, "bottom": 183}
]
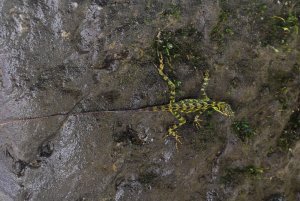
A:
[
  {"left": 156, "top": 52, "right": 176, "bottom": 104},
  {"left": 164, "top": 111, "right": 187, "bottom": 149}
]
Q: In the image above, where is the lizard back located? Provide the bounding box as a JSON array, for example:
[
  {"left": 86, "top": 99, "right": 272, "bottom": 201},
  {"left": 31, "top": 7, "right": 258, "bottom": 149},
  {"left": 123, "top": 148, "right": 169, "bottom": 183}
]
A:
[{"left": 139, "top": 99, "right": 209, "bottom": 113}]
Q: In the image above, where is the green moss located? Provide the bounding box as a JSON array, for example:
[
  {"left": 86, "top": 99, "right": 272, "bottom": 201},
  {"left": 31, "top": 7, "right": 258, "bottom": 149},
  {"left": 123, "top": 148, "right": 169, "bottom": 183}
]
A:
[
  {"left": 161, "top": 4, "right": 181, "bottom": 19},
  {"left": 153, "top": 26, "right": 206, "bottom": 70},
  {"left": 232, "top": 119, "right": 256, "bottom": 142},
  {"left": 268, "top": 70, "right": 295, "bottom": 110},
  {"left": 275, "top": 87, "right": 290, "bottom": 110},
  {"left": 149, "top": 27, "right": 204, "bottom": 95},
  {"left": 277, "top": 109, "right": 300, "bottom": 151},
  {"left": 244, "top": 165, "right": 264, "bottom": 176},
  {"left": 221, "top": 165, "right": 264, "bottom": 186},
  {"left": 217, "top": 0, "right": 299, "bottom": 49},
  {"left": 260, "top": 12, "right": 299, "bottom": 47},
  {"left": 210, "top": 11, "right": 234, "bottom": 44},
  {"left": 257, "top": 3, "right": 267, "bottom": 14}
]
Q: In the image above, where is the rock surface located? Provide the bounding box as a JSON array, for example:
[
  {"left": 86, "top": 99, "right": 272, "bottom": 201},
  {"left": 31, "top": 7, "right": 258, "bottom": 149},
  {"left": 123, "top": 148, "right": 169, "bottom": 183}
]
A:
[{"left": 0, "top": 0, "right": 299, "bottom": 200}]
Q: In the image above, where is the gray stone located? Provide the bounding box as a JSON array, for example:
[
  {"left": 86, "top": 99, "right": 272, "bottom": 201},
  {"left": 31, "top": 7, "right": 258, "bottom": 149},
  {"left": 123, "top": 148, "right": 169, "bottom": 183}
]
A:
[{"left": 0, "top": 0, "right": 300, "bottom": 200}]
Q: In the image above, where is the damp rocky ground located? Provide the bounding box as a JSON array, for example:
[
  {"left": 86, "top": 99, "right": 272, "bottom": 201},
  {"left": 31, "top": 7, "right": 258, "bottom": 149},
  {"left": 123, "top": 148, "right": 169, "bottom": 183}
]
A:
[{"left": 0, "top": 0, "right": 299, "bottom": 201}]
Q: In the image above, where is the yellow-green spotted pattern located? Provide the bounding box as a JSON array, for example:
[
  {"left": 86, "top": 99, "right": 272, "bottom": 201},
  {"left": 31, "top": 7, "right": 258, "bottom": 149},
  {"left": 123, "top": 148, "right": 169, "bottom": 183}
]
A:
[
  {"left": 152, "top": 32, "right": 234, "bottom": 148},
  {"left": 157, "top": 52, "right": 176, "bottom": 103}
]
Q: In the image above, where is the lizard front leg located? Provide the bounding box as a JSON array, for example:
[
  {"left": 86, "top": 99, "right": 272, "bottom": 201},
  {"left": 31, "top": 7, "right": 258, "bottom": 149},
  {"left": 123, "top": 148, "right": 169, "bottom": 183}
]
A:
[
  {"left": 193, "top": 103, "right": 209, "bottom": 129},
  {"left": 193, "top": 113, "right": 203, "bottom": 129},
  {"left": 165, "top": 110, "right": 186, "bottom": 149}
]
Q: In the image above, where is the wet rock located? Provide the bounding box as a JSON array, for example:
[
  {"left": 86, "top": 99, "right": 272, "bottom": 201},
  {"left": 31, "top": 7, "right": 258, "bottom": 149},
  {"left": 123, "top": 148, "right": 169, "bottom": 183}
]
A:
[
  {"left": 39, "top": 142, "right": 54, "bottom": 158},
  {"left": 0, "top": 0, "right": 299, "bottom": 200}
]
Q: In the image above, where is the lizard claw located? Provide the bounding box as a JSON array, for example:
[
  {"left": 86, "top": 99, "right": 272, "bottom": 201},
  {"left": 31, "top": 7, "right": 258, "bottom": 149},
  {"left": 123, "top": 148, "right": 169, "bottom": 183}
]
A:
[
  {"left": 174, "top": 135, "right": 183, "bottom": 151},
  {"left": 164, "top": 128, "right": 183, "bottom": 149},
  {"left": 193, "top": 116, "right": 203, "bottom": 129}
]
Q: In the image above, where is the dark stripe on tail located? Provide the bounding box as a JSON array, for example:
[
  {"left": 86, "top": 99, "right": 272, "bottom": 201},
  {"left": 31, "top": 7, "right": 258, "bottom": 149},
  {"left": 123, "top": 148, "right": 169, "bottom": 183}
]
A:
[{"left": 137, "top": 104, "right": 170, "bottom": 112}]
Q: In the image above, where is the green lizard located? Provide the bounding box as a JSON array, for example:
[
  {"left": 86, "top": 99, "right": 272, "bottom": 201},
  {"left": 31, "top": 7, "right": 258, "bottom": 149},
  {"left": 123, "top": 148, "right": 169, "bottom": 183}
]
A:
[
  {"left": 141, "top": 32, "right": 234, "bottom": 148},
  {"left": 149, "top": 53, "right": 234, "bottom": 148}
]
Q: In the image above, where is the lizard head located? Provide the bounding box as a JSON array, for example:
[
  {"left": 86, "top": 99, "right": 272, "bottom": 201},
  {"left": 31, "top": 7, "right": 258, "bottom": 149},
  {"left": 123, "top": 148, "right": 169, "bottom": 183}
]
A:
[{"left": 211, "top": 102, "right": 234, "bottom": 117}]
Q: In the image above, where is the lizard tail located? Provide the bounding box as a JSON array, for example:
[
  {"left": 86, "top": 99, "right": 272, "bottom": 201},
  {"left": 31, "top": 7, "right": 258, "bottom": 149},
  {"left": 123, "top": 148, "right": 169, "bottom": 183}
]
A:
[{"left": 137, "top": 104, "right": 170, "bottom": 112}]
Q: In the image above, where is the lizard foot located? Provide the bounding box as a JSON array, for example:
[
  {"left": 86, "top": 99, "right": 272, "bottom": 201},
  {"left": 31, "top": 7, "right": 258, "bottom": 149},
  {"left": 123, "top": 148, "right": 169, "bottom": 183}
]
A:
[
  {"left": 164, "top": 128, "right": 183, "bottom": 150},
  {"left": 193, "top": 115, "right": 203, "bottom": 130}
]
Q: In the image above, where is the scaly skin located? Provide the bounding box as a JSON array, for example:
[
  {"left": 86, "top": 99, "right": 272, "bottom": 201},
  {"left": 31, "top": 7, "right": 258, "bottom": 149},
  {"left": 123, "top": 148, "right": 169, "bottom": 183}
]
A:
[{"left": 152, "top": 37, "right": 234, "bottom": 148}]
